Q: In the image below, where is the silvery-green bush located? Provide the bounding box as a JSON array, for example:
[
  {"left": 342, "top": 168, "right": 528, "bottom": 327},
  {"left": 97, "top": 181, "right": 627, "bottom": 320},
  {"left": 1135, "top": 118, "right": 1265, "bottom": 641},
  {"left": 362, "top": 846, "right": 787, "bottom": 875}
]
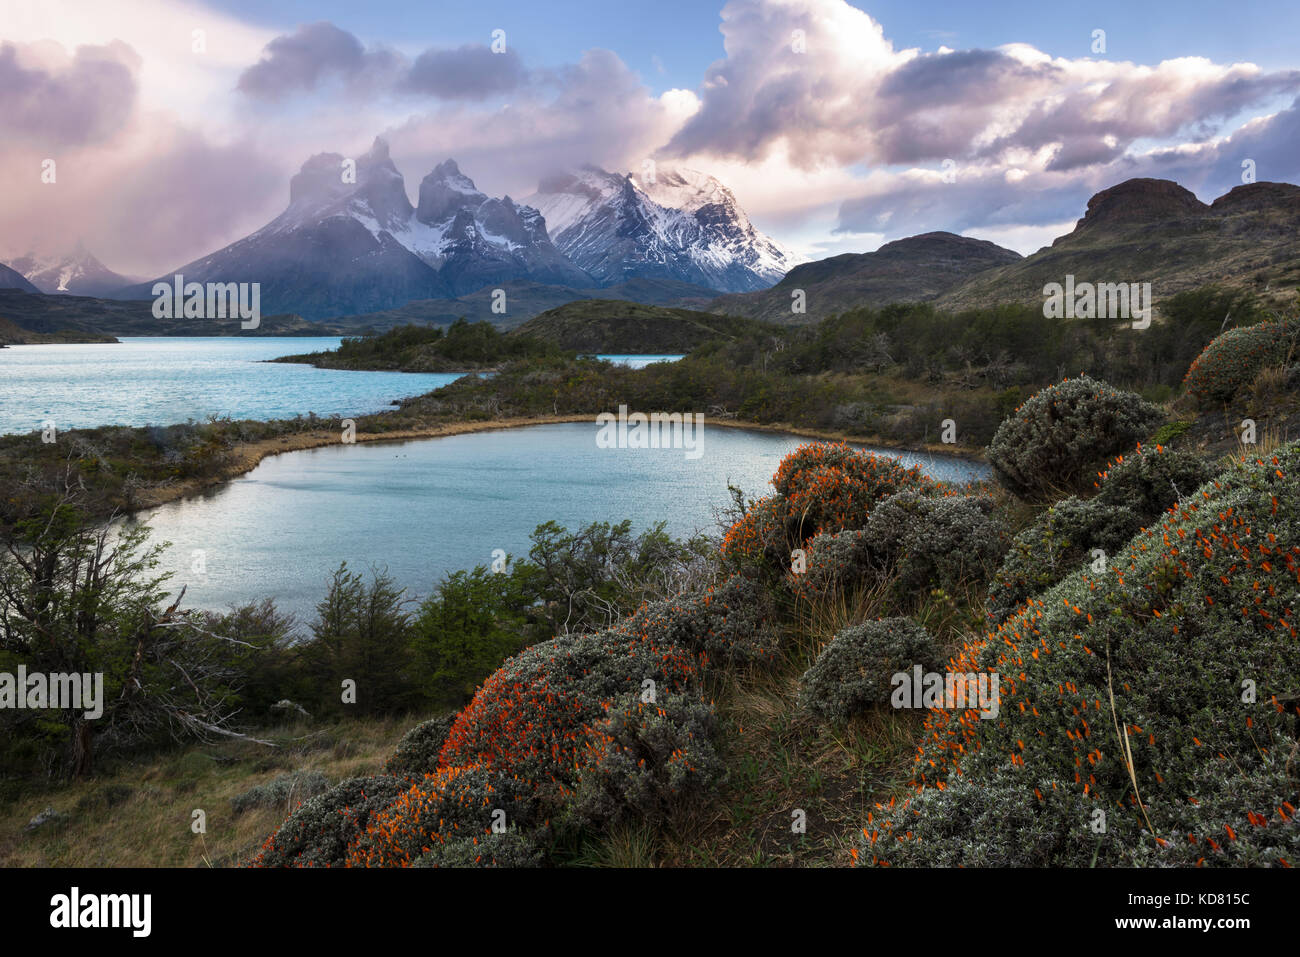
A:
[
  {"left": 411, "top": 828, "right": 543, "bottom": 868},
  {"left": 866, "top": 490, "right": 1008, "bottom": 594},
  {"left": 986, "top": 496, "right": 1142, "bottom": 624},
  {"left": 382, "top": 713, "right": 456, "bottom": 780},
  {"left": 568, "top": 692, "right": 725, "bottom": 831},
  {"left": 987, "top": 376, "right": 1164, "bottom": 500},
  {"left": 232, "top": 769, "right": 331, "bottom": 815},
  {"left": 799, "top": 618, "right": 940, "bottom": 723},
  {"left": 784, "top": 528, "right": 875, "bottom": 601}
]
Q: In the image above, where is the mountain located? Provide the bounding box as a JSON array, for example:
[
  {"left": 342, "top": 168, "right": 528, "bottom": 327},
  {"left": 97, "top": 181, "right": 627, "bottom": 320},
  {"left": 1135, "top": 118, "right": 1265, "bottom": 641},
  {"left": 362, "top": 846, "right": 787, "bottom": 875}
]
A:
[
  {"left": 508, "top": 299, "right": 778, "bottom": 354},
  {"left": 935, "top": 178, "right": 1300, "bottom": 313},
  {"left": 707, "top": 232, "right": 1022, "bottom": 323},
  {"left": 327, "top": 277, "right": 719, "bottom": 333},
  {"left": 9, "top": 242, "right": 132, "bottom": 297},
  {"left": 400, "top": 159, "right": 592, "bottom": 295},
  {"left": 118, "top": 140, "right": 592, "bottom": 320},
  {"left": 0, "top": 263, "right": 39, "bottom": 292},
  {"left": 527, "top": 165, "right": 801, "bottom": 293}
]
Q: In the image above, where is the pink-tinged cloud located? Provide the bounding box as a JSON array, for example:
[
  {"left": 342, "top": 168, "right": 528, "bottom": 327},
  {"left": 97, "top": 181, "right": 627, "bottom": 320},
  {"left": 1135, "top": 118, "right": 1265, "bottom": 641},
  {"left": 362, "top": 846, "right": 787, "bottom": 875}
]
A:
[{"left": 0, "top": 39, "right": 139, "bottom": 147}]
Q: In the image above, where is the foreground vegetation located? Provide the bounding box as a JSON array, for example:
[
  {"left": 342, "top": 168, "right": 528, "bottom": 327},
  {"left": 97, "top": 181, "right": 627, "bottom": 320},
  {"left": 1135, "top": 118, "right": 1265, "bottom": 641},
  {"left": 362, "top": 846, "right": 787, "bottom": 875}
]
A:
[{"left": 2, "top": 288, "right": 1297, "bottom": 866}]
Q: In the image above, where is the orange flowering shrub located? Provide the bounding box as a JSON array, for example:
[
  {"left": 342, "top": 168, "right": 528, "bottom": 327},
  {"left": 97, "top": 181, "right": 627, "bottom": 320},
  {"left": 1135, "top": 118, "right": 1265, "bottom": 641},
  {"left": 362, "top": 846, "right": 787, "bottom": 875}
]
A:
[
  {"left": 346, "top": 764, "right": 537, "bottom": 867},
  {"left": 1183, "top": 318, "right": 1299, "bottom": 404},
  {"left": 249, "top": 775, "right": 407, "bottom": 868},
  {"left": 723, "top": 443, "right": 930, "bottom": 571},
  {"left": 720, "top": 495, "right": 790, "bottom": 567},
  {"left": 858, "top": 444, "right": 1300, "bottom": 866},
  {"left": 776, "top": 442, "right": 931, "bottom": 542},
  {"left": 987, "top": 376, "right": 1164, "bottom": 500},
  {"left": 437, "top": 623, "right": 702, "bottom": 804}
]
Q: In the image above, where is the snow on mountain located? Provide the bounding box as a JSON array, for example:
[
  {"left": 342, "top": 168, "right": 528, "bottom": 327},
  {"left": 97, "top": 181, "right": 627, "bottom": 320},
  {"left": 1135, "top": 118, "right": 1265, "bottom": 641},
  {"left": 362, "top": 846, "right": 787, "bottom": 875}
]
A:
[
  {"left": 9, "top": 242, "right": 132, "bottom": 297},
  {"left": 527, "top": 164, "right": 802, "bottom": 293},
  {"left": 119, "top": 140, "right": 591, "bottom": 318}
]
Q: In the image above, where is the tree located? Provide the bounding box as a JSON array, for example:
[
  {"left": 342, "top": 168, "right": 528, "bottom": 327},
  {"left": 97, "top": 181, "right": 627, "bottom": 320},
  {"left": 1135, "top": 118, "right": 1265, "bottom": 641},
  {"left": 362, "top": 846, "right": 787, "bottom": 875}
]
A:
[
  {"left": 0, "top": 500, "right": 251, "bottom": 777},
  {"left": 302, "top": 563, "right": 415, "bottom": 715}
]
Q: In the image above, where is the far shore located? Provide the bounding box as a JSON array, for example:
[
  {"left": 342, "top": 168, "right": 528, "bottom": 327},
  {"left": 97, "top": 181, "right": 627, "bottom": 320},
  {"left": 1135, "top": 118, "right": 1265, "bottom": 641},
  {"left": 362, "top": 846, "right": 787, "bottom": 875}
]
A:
[{"left": 129, "top": 413, "right": 989, "bottom": 514}]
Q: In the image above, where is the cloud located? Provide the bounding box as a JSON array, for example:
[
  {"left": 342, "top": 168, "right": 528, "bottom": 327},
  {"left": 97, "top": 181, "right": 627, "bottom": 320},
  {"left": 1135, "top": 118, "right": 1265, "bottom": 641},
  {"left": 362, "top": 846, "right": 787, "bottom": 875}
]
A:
[
  {"left": 403, "top": 44, "right": 526, "bottom": 100},
  {"left": 662, "top": 0, "right": 1300, "bottom": 176},
  {"left": 383, "top": 49, "right": 697, "bottom": 199},
  {"left": 237, "top": 21, "right": 402, "bottom": 100},
  {"left": 0, "top": 39, "right": 139, "bottom": 147}
]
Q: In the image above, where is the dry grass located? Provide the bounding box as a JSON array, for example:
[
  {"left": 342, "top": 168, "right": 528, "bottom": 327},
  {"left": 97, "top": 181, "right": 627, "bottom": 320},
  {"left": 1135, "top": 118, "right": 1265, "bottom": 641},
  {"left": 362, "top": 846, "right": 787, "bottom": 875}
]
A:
[{"left": 0, "top": 714, "right": 418, "bottom": 868}]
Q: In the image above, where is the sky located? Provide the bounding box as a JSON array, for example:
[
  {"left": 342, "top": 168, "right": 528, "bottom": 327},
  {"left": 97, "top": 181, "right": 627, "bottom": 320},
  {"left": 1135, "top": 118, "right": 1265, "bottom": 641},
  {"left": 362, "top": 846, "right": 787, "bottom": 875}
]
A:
[{"left": 3, "top": 0, "right": 1299, "bottom": 276}]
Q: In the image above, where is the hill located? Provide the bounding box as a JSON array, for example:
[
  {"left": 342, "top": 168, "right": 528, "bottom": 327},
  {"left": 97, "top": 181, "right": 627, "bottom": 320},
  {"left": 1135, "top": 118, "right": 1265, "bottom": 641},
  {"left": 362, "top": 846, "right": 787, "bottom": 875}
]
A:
[
  {"left": 508, "top": 299, "right": 778, "bottom": 353},
  {"left": 0, "top": 316, "right": 117, "bottom": 345},
  {"left": 326, "top": 277, "right": 718, "bottom": 333},
  {"left": 707, "top": 232, "right": 1021, "bottom": 323},
  {"left": 936, "top": 179, "right": 1300, "bottom": 313},
  {"left": 0, "top": 290, "right": 341, "bottom": 337}
]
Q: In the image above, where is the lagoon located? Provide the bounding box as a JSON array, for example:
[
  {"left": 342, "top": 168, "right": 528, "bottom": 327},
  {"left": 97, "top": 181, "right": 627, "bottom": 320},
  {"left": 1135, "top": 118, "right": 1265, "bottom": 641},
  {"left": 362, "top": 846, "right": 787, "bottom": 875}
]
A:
[{"left": 124, "top": 421, "right": 989, "bottom": 625}]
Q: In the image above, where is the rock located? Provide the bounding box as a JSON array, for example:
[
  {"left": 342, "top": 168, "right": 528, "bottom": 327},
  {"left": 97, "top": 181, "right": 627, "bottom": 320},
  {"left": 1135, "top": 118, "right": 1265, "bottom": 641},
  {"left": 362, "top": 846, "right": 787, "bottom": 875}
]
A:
[{"left": 26, "top": 805, "right": 67, "bottom": 831}]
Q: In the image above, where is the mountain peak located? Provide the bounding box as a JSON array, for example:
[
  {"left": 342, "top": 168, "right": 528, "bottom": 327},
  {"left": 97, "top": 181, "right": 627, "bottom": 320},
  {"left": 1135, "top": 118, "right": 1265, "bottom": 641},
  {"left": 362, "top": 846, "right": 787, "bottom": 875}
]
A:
[
  {"left": 417, "top": 159, "right": 487, "bottom": 223},
  {"left": 1073, "top": 178, "right": 1208, "bottom": 234}
]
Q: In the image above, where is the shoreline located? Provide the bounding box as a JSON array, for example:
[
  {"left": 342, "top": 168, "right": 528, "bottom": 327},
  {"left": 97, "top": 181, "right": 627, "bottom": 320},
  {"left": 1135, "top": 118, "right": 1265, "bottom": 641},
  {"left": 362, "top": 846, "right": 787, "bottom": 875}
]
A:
[{"left": 129, "top": 413, "right": 989, "bottom": 513}]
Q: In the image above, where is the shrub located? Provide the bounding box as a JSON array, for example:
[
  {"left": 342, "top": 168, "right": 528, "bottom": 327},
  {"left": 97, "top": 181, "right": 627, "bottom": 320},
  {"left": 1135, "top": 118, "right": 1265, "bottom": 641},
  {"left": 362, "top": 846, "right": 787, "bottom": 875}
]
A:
[
  {"left": 799, "top": 618, "right": 941, "bottom": 723},
  {"left": 347, "top": 764, "right": 538, "bottom": 868},
  {"left": 411, "top": 828, "right": 544, "bottom": 868},
  {"left": 437, "top": 623, "right": 702, "bottom": 804},
  {"left": 249, "top": 775, "right": 405, "bottom": 867},
  {"left": 623, "top": 571, "right": 783, "bottom": 667},
  {"left": 986, "top": 497, "right": 1143, "bottom": 624},
  {"left": 1183, "top": 319, "right": 1300, "bottom": 405},
  {"left": 1093, "top": 443, "right": 1216, "bottom": 518},
  {"left": 232, "top": 769, "right": 331, "bottom": 815},
  {"left": 859, "top": 444, "right": 1300, "bottom": 867},
  {"left": 785, "top": 528, "right": 875, "bottom": 601},
  {"left": 865, "top": 490, "right": 1008, "bottom": 594},
  {"left": 773, "top": 443, "right": 931, "bottom": 541},
  {"left": 382, "top": 714, "right": 456, "bottom": 780},
  {"left": 720, "top": 495, "right": 790, "bottom": 568},
  {"left": 568, "top": 692, "right": 724, "bottom": 831},
  {"left": 986, "top": 376, "right": 1165, "bottom": 500}
]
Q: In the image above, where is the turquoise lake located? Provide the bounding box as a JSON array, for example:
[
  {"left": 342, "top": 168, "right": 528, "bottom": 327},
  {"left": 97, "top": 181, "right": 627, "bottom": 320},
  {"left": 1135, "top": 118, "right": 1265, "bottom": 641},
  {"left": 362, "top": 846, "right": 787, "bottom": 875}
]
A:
[
  {"left": 124, "top": 422, "right": 989, "bottom": 625},
  {"left": 2, "top": 336, "right": 988, "bottom": 625}
]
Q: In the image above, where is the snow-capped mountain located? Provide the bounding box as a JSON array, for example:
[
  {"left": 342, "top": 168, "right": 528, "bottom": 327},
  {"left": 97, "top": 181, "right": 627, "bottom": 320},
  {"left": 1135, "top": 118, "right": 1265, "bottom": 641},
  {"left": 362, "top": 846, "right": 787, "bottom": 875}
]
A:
[
  {"left": 120, "top": 139, "right": 591, "bottom": 319},
  {"left": 9, "top": 242, "right": 131, "bottom": 297},
  {"left": 527, "top": 165, "right": 802, "bottom": 293},
  {"left": 398, "top": 159, "right": 592, "bottom": 296}
]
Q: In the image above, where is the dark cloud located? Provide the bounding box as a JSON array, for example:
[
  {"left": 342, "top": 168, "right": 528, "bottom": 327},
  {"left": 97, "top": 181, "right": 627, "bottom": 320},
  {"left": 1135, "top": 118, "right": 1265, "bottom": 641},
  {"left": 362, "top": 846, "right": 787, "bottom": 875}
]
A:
[
  {"left": 403, "top": 44, "right": 525, "bottom": 100},
  {"left": 0, "top": 40, "right": 138, "bottom": 146},
  {"left": 237, "top": 22, "right": 402, "bottom": 100}
]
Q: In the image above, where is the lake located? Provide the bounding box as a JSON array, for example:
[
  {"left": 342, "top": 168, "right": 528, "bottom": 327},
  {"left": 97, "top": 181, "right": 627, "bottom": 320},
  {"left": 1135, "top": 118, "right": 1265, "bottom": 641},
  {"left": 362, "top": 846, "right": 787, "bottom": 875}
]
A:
[
  {"left": 123, "top": 421, "right": 989, "bottom": 625},
  {"left": 0, "top": 337, "right": 683, "bottom": 435}
]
